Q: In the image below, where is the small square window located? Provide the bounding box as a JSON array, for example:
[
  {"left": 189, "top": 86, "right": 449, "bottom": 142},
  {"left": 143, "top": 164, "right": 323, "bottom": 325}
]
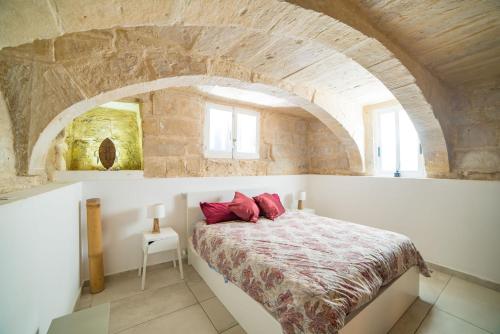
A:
[{"left": 204, "top": 103, "right": 259, "bottom": 159}]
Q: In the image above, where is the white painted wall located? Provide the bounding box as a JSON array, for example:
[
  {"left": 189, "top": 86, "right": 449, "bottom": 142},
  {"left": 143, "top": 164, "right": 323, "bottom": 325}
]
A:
[
  {"left": 79, "top": 175, "right": 307, "bottom": 278},
  {"left": 2, "top": 173, "right": 498, "bottom": 334},
  {"left": 307, "top": 175, "right": 500, "bottom": 284},
  {"left": 0, "top": 182, "right": 82, "bottom": 334}
]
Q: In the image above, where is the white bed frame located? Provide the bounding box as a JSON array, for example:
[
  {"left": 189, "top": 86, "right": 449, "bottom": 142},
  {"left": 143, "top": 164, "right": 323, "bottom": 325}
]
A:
[{"left": 186, "top": 190, "right": 419, "bottom": 334}]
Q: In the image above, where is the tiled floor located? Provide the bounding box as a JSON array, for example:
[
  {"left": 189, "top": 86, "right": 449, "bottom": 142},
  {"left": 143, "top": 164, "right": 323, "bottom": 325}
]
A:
[{"left": 75, "top": 262, "right": 500, "bottom": 334}]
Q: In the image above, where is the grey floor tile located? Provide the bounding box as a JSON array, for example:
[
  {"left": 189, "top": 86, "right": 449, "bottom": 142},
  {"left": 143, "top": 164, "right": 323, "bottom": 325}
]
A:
[
  {"left": 109, "top": 282, "right": 196, "bottom": 333},
  {"left": 419, "top": 271, "right": 451, "bottom": 304},
  {"left": 435, "top": 276, "right": 500, "bottom": 333},
  {"left": 416, "top": 308, "right": 489, "bottom": 334},
  {"left": 389, "top": 298, "right": 432, "bottom": 334},
  {"left": 201, "top": 297, "right": 237, "bottom": 333},
  {"left": 221, "top": 325, "right": 247, "bottom": 334},
  {"left": 119, "top": 304, "right": 217, "bottom": 334},
  {"left": 92, "top": 263, "right": 183, "bottom": 306},
  {"left": 74, "top": 287, "right": 92, "bottom": 311},
  {"left": 188, "top": 280, "right": 215, "bottom": 302}
]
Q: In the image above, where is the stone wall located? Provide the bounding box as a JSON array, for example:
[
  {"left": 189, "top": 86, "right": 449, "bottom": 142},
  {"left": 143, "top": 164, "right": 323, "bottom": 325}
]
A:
[
  {"left": 451, "top": 81, "right": 500, "bottom": 180},
  {"left": 134, "top": 88, "right": 345, "bottom": 177},
  {"left": 0, "top": 92, "right": 45, "bottom": 194}
]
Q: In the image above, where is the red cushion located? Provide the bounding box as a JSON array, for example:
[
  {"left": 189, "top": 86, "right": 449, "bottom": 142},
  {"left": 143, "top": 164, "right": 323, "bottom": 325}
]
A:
[
  {"left": 254, "top": 193, "right": 286, "bottom": 220},
  {"left": 200, "top": 202, "right": 239, "bottom": 225},
  {"left": 228, "top": 192, "right": 260, "bottom": 222},
  {"left": 271, "top": 193, "right": 286, "bottom": 216}
]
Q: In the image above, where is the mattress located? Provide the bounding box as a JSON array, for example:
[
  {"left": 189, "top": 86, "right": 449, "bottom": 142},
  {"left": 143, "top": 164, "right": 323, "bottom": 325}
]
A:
[{"left": 192, "top": 210, "right": 429, "bottom": 334}]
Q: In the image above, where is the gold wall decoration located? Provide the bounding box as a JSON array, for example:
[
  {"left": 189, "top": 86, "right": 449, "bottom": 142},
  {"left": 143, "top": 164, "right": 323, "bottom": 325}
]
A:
[
  {"left": 98, "top": 138, "right": 116, "bottom": 170},
  {"left": 64, "top": 105, "right": 143, "bottom": 170}
]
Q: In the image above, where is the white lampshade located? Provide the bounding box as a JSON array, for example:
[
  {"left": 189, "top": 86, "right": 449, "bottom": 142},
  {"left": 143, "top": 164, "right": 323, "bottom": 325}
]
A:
[
  {"left": 147, "top": 203, "right": 165, "bottom": 219},
  {"left": 298, "top": 191, "right": 307, "bottom": 201}
]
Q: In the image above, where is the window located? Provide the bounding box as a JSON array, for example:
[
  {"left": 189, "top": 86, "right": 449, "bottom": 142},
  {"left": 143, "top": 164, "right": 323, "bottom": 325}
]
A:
[
  {"left": 204, "top": 103, "right": 260, "bottom": 159},
  {"left": 374, "top": 106, "right": 424, "bottom": 177}
]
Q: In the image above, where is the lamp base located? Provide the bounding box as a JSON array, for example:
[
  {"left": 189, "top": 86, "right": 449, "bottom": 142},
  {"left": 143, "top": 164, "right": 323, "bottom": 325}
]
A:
[
  {"left": 298, "top": 200, "right": 304, "bottom": 210},
  {"left": 152, "top": 218, "right": 160, "bottom": 233}
]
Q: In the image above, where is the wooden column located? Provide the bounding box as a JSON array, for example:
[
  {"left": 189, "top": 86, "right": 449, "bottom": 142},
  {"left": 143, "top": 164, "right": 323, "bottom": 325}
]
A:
[{"left": 86, "top": 198, "right": 104, "bottom": 293}]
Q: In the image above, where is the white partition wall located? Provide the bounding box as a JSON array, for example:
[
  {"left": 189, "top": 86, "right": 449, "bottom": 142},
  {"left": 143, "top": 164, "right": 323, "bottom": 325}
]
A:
[
  {"left": 0, "top": 183, "right": 82, "bottom": 334},
  {"left": 80, "top": 175, "right": 308, "bottom": 278},
  {"left": 307, "top": 175, "right": 500, "bottom": 284}
]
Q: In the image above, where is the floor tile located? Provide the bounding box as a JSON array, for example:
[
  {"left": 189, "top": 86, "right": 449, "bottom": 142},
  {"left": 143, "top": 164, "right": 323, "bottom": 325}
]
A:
[
  {"left": 201, "top": 297, "right": 237, "bottom": 333},
  {"left": 188, "top": 280, "right": 215, "bottom": 302},
  {"left": 435, "top": 277, "right": 500, "bottom": 333},
  {"left": 389, "top": 298, "right": 432, "bottom": 334},
  {"left": 416, "top": 308, "right": 489, "bottom": 334},
  {"left": 109, "top": 282, "right": 196, "bottom": 333},
  {"left": 184, "top": 265, "right": 203, "bottom": 283},
  {"left": 74, "top": 286, "right": 92, "bottom": 311},
  {"left": 419, "top": 271, "right": 451, "bottom": 304},
  {"left": 92, "top": 263, "right": 183, "bottom": 306},
  {"left": 119, "top": 304, "right": 217, "bottom": 334},
  {"left": 221, "top": 325, "right": 247, "bottom": 334}
]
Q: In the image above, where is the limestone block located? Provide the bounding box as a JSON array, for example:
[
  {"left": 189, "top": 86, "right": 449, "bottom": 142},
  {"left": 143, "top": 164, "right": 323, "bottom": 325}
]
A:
[
  {"left": 159, "top": 118, "right": 200, "bottom": 138},
  {"left": 54, "top": 30, "right": 114, "bottom": 62},
  {"left": 143, "top": 157, "right": 166, "bottom": 177},
  {"left": 64, "top": 50, "right": 150, "bottom": 98},
  {"left": 184, "top": 158, "right": 202, "bottom": 176},
  {"left": 0, "top": 92, "right": 15, "bottom": 177},
  {"left": 142, "top": 117, "right": 159, "bottom": 137},
  {"left": 0, "top": 0, "right": 60, "bottom": 49},
  {"left": 0, "top": 39, "right": 55, "bottom": 63},
  {"left": 165, "top": 158, "right": 185, "bottom": 177},
  {"left": 456, "top": 125, "right": 498, "bottom": 149},
  {"left": 143, "top": 137, "right": 185, "bottom": 157},
  {"left": 368, "top": 58, "right": 415, "bottom": 90},
  {"left": 455, "top": 149, "right": 500, "bottom": 174},
  {"left": 53, "top": 0, "right": 173, "bottom": 33}
]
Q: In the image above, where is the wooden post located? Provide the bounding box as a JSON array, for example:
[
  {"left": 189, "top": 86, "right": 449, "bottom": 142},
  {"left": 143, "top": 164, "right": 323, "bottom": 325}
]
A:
[{"left": 86, "top": 198, "right": 104, "bottom": 294}]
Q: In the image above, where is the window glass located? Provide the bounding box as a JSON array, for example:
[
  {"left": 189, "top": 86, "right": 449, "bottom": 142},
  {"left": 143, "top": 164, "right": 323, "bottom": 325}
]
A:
[
  {"left": 236, "top": 112, "right": 258, "bottom": 154},
  {"left": 205, "top": 104, "right": 259, "bottom": 159},
  {"left": 208, "top": 107, "right": 232, "bottom": 153},
  {"left": 399, "top": 111, "right": 420, "bottom": 171},
  {"left": 379, "top": 111, "right": 397, "bottom": 172}
]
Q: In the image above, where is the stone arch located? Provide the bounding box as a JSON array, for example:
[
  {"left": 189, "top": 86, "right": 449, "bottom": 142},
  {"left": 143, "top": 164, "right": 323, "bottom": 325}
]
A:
[
  {"left": 0, "top": 0, "right": 451, "bottom": 176},
  {"left": 28, "top": 75, "right": 362, "bottom": 175}
]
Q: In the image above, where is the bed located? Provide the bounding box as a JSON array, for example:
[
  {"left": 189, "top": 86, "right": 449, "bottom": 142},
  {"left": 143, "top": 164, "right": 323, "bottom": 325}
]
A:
[{"left": 186, "top": 189, "right": 428, "bottom": 334}]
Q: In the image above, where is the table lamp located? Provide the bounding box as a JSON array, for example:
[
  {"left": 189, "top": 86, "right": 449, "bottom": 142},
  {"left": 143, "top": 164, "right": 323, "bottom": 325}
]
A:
[
  {"left": 298, "top": 191, "right": 306, "bottom": 210},
  {"left": 148, "top": 203, "right": 165, "bottom": 233}
]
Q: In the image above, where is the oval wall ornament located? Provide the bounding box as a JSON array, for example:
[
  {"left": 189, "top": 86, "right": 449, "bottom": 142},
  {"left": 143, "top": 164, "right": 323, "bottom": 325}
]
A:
[{"left": 99, "top": 138, "right": 116, "bottom": 170}]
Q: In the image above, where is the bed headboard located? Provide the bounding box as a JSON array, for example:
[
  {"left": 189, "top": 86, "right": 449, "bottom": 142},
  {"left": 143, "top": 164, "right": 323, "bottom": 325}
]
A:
[{"left": 185, "top": 188, "right": 271, "bottom": 240}]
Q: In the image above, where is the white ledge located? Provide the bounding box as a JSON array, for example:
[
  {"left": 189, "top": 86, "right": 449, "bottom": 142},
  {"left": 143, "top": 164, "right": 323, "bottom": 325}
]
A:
[{"left": 53, "top": 170, "right": 144, "bottom": 182}]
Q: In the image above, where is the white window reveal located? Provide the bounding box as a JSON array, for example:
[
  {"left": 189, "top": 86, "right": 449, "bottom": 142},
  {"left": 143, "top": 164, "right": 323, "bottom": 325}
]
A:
[
  {"left": 204, "top": 103, "right": 260, "bottom": 159},
  {"left": 374, "top": 106, "right": 425, "bottom": 177}
]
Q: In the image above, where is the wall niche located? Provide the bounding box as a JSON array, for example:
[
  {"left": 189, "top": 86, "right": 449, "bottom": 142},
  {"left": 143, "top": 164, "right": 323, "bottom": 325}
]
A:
[{"left": 63, "top": 102, "right": 143, "bottom": 171}]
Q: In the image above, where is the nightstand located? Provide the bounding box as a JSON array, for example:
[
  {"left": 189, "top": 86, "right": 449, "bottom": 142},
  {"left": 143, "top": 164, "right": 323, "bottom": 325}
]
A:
[{"left": 138, "top": 227, "right": 183, "bottom": 290}]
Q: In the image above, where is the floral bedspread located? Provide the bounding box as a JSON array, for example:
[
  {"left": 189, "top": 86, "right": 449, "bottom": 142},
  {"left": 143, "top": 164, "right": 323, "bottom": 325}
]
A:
[{"left": 192, "top": 211, "right": 429, "bottom": 334}]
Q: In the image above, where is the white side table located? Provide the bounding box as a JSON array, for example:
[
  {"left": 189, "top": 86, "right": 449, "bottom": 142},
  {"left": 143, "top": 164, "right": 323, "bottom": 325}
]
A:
[{"left": 138, "top": 227, "right": 183, "bottom": 290}]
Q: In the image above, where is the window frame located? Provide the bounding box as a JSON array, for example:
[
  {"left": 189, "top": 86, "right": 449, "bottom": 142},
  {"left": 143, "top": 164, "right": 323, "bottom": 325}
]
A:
[
  {"left": 373, "top": 106, "right": 425, "bottom": 178},
  {"left": 203, "top": 103, "right": 260, "bottom": 160}
]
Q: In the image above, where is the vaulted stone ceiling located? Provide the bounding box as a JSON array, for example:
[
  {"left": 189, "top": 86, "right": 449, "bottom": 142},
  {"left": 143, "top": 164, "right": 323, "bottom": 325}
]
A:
[
  {"left": 348, "top": 0, "right": 500, "bottom": 89},
  {"left": 0, "top": 0, "right": 498, "bottom": 179}
]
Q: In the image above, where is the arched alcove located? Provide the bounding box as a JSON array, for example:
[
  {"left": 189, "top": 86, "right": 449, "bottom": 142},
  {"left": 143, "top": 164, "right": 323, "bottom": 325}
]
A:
[
  {"left": 29, "top": 75, "right": 362, "bottom": 175},
  {"left": 0, "top": 1, "right": 451, "bottom": 177}
]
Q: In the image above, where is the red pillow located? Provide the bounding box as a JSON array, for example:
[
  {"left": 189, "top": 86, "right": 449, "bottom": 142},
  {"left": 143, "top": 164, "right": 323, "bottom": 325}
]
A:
[
  {"left": 271, "top": 193, "right": 286, "bottom": 216},
  {"left": 228, "top": 192, "right": 260, "bottom": 223},
  {"left": 200, "top": 202, "right": 239, "bottom": 225},
  {"left": 253, "top": 193, "right": 286, "bottom": 220}
]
